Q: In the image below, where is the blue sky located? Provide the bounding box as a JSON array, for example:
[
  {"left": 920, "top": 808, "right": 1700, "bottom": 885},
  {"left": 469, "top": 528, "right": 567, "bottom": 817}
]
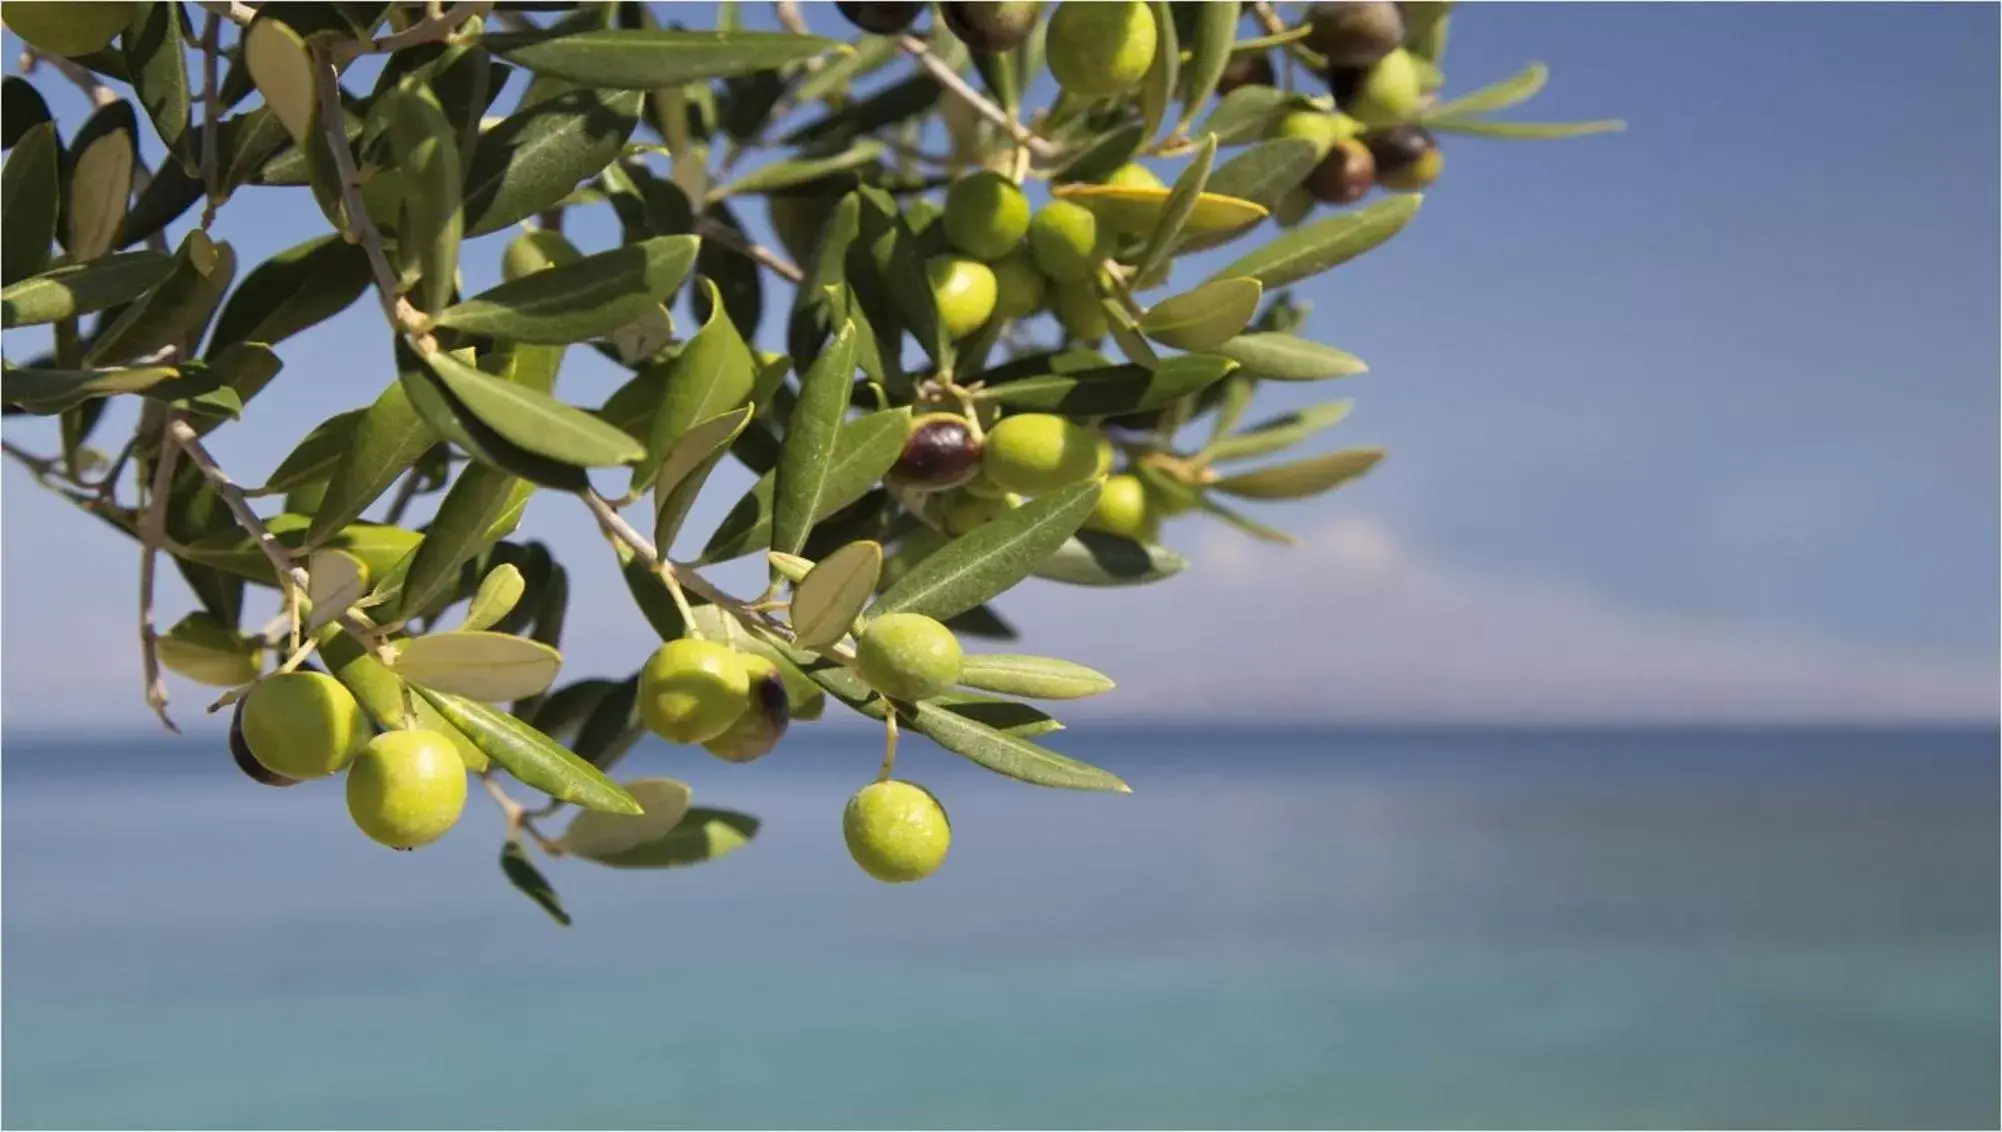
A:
[{"left": 3, "top": 3, "right": 1996, "bottom": 731}]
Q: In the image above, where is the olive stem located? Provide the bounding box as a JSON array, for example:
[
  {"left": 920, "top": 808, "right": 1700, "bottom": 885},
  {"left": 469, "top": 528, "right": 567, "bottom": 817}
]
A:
[
  {"left": 482, "top": 773, "right": 566, "bottom": 856},
  {"left": 197, "top": 10, "right": 224, "bottom": 227},
  {"left": 897, "top": 35, "right": 1060, "bottom": 162},
  {"left": 879, "top": 707, "right": 900, "bottom": 781},
  {"left": 196, "top": 1, "right": 257, "bottom": 27},
  {"left": 137, "top": 412, "right": 184, "bottom": 734},
  {"left": 694, "top": 215, "right": 803, "bottom": 283}
]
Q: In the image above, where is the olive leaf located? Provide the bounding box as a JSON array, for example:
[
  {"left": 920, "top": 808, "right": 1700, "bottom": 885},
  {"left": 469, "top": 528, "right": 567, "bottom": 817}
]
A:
[
  {"left": 63, "top": 100, "right": 137, "bottom": 264},
  {"left": 636, "top": 277, "right": 755, "bottom": 490},
  {"left": 784, "top": 71, "right": 939, "bottom": 149},
  {"left": 374, "top": 80, "right": 462, "bottom": 316},
  {"left": 976, "top": 353, "right": 1235, "bottom": 415},
  {"left": 1212, "top": 331, "right": 1366, "bottom": 381},
  {"left": 463, "top": 88, "right": 642, "bottom": 237},
  {"left": 1175, "top": 0, "right": 1238, "bottom": 136},
  {"left": 1196, "top": 83, "right": 1295, "bottom": 145},
  {"left": 900, "top": 699, "right": 1129, "bottom": 793},
  {"left": 1188, "top": 487, "right": 1297, "bottom": 544},
  {"left": 500, "top": 841, "right": 571, "bottom": 926},
  {"left": 712, "top": 140, "right": 884, "bottom": 199},
  {"left": 528, "top": 676, "right": 618, "bottom": 741},
  {"left": 1030, "top": 530, "right": 1187, "bottom": 587},
  {"left": 427, "top": 349, "right": 645, "bottom": 469},
  {"left": 396, "top": 463, "right": 529, "bottom": 620},
  {"left": 699, "top": 406, "right": 910, "bottom": 564},
  {"left": 1209, "top": 194, "right": 1421, "bottom": 289},
  {"left": 2, "top": 77, "right": 52, "bottom": 148},
  {"left": 243, "top": 17, "right": 317, "bottom": 146},
  {"left": 1404, "top": 1, "right": 1453, "bottom": 63},
  {"left": 652, "top": 404, "right": 753, "bottom": 553},
  {"left": 857, "top": 185, "right": 950, "bottom": 375},
  {"left": 958, "top": 654, "right": 1115, "bottom": 700},
  {"left": 569, "top": 673, "right": 645, "bottom": 769},
  {"left": 3, "top": 365, "right": 179, "bottom": 413},
  {"left": 1426, "top": 117, "right": 1626, "bottom": 139},
  {"left": 183, "top": 515, "right": 422, "bottom": 585},
  {"left": 573, "top": 807, "right": 760, "bottom": 869},
  {"left": 1139, "top": 278, "right": 1262, "bottom": 351},
  {"left": 84, "top": 229, "right": 236, "bottom": 366},
  {"left": 1132, "top": 131, "right": 1214, "bottom": 283},
  {"left": 786, "top": 190, "right": 861, "bottom": 371},
  {"left": 434, "top": 234, "right": 700, "bottom": 345},
  {"left": 206, "top": 234, "right": 372, "bottom": 355},
  {"left": 872, "top": 481, "right": 1102, "bottom": 622},
  {"left": 303, "top": 549, "right": 366, "bottom": 631},
  {"left": 1137, "top": 0, "right": 1178, "bottom": 146},
  {"left": 485, "top": 28, "right": 840, "bottom": 90},
  {"left": 1204, "top": 399, "right": 1354, "bottom": 463},
  {"left": 1212, "top": 447, "right": 1385, "bottom": 500},
  {"left": 1421, "top": 61, "right": 1546, "bottom": 121},
  {"left": 310, "top": 374, "right": 439, "bottom": 544},
  {"left": 122, "top": 1, "right": 192, "bottom": 167},
  {"left": 1, "top": 121, "right": 60, "bottom": 286},
  {"left": 400, "top": 349, "right": 590, "bottom": 491},
  {"left": 464, "top": 563, "right": 527, "bottom": 633},
  {"left": 772, "top": 319, "right": 857, "bottom": 558},
  {"left": 925, "top": 693, "right": 1062, "bottom": 739},
  {"left": 318, "top": 631, "right": 491, "bottom": 772},
  {"left": 790, "top": 539, "right": 880, "bottom": 650},
  {"left": 415, "top": 686, "right": 641, "bottom": 814},
  {"left": 1052, "top": 123, "right": 1146, "bottom": 185},
  {"left": 1, "top": 250, "right": 171, "bottom": 328},
  {"left": 250, "top": 409, "right": 361, "bottom": 495},
  {"left": 560, "top": 778, "right": 693, "bottom": 860},
  {"left": 1186, "top": 136, "right": 1320, "bottom": 239},
  {"left": 694, "top": 200, "right": 764, "bottom": 342}
]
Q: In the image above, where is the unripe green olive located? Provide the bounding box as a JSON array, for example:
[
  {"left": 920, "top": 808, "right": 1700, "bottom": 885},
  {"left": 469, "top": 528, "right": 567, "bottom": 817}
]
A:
[
  {"left": 1366, "top": 124, "right": 1443, "bottom": 191},
  {"left": 345, "top": 730, "right": 469, "bottom": 850},
  {"left": 2, "top": 2, "right": 140, "bottom": 58},
  {"left": 240, "top": 671, "right": 371, "bottom": 781},
  {"left": 1305, "top": 136, "right": 1376, "bottom": 204},
  {"left": 1103, "top": 162, "right": 1165, "bottom": 192},
  {"left": 702, "top": 655, "right": 791, "bottom": 763},
  {"left": 889, "top": 412, "right": 984, "bottom": 492},
  {"left": 1050, "top": 279, "right": 1108, "bottom": 343},
  {"left": 1028, "top": 200, "right": 1106, "bottom": 283},
  {"left": 983, "top": 412, "right": 1102, "bottom": 494},
  {"left": 926, "top": 255, "right": 999, "bottom": 339},
  {"left": 843, "top": 779, "right": 951, "bottom": 883},
  {"left": 502, "top": 228, "right": 582, "bottom": 281},
  {"left": 939, "top": 488, "right": 1020, "bottom": 535},
  {"left": 942, "top": 171, "right": 1031, "bottom": 262},
  {"left": 1086, "top": 473, "right": 1157, "bottom": 540},
  {"left": 1216, "top": 52, "right": 1277, "bottom": 96},
  {"left": 1266, "top": 109, "right": 1360, "bottom": 158},
  {"left": 1046, "top": 1, "right": 1157, "bottom": 98},
  {"left": 639, "top": 639, "right": 751, "bottom": 744},
  {"left": 1302, "top": 2, "right": 1405, "bottom": 68},
  {"left": 230, "top": 700, "right": 299, "bottom": 788},
  {"left": 940, "top": 1, "right": 1041, "bottom": 53},
  {"left": 856, "top": 612, "right": 963, "bottom": 701},
  {"left": 989, "top": 246, "right": 1047, "bottom": 319},
  {"left": 835, "top": 0, "right": 924, "bottom": 34},
  {"left": 1345, "top": 47, "right": 1422, "bottom": 126}
]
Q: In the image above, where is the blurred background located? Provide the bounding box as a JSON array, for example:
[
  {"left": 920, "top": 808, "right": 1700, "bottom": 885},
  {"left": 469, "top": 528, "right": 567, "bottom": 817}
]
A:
[{"left": 3, "top": 3, "right": 1996, "bottom": 1129}]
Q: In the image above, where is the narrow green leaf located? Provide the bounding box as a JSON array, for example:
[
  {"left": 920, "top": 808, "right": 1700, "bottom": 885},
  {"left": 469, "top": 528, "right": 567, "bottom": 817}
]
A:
[
  {"left": 1, "top": 122, "right": 60, "bottom": 286},
  {"left": 528, "top": 676, "right": 617, "bottom": 742},
  {"left": 2, "top": 77, "right": 52, "bottom": 149},
  {"left": 1194, "top": 492, "right": 1297, "bottom": 544},
  {"left": 500, "top": 841, "right": 571, "bottom": 926},
  {"left": 206, "top": 234, "right": 372, "bottom": 355},
  {"left": 1139, "top": 278, "right": 1262, "bottom": 351},
  {"left": 1137, "top": 0, "right": 1178, "bottom": 145},
  {"left": 243, "top": 17, "right": 317, "bottom": 146},
  {"left": 485, "top": 28, "right": 840, "bottom": 90},
  {"left": 712, "top": 140, "right": 884, "bottom": 199},
  {"left": 464, "top": 88, "right": 642, "bottom": 237},
  {"left": 2, "top": 365, "right": 178, "bottom": 413},
  {"left": 576, "top": 807, "right": 759, "bottom": 869},
  {"left": 636, "top": 277, "right": 755, "bottom": 489},
  {"left": 414, "top": 686, "right": 641, "bottom": 814},
  {"left": 858, "top": 185, "right": 948, "bottom": 373},
  {"left": 1, "top": 250, "right": 171, "bottom": 328},
  {"left": 699, "top": 406, "right": 910, "bottom": 564},
  {"left": 1212, "top": 331, "right": 1366, "bottom": 381},
  {"left": 1421, "top": 62, "right": 1547, "bottom": 121},
  {"left": 397, "top": 462, "right": 525, "bottom": 620},
  {"left": 1132, "top": 132, "right": 1215, "bottom": 285},
  {"left": 873, "top": 481, "right": 1101, "bottom": 622},
  {"left": 394, "top": 630, "right": 562, "bottom": 703},
  {"left": 376, "top": 81, "right": 462, "bottom": 316},
  {"left": 1404, "top": 1, "right": 1454, "bottom": 63},
  {"left": 694, "top": 200, "right": 763, "bottom": 344},
  {"left": 319, "top": 631, "right": 489, "bottom": 771},
  {"left": 122, "top": 2, "right": 192, "bottom": 167},
  {"left": 1205, "top": 399, "right": 1354, "bottom": 463},
  {"left": 427, "top": 349, "right": 645, "bottom": 468},
  {"left": 464, "top": 563, "right": 526, "bottom": 633},
  {"left": 63, "top": 101, "right": 136, "bottom": 264},
  {"left": 1426, "top": 116, "right": 1626, "bottom": 139},
  {"left": 977, "top": 354, "right": 1235, "bottom": 415},
  {"left": 309, "top": 375, "right": 437, "bottom": 545},
  {"left": 901, "top": 699, "right": 1129, "bottom": 793},
  {"left": 83, "top": 228, "right": 235, "bottom": 365},
  {"left": 924, "top": 693, "right": 1062, "bottom": 738},
  {"left": 1197, "top": 83, "right": 1292, "bottom": 146},
  {"left": 958, "top": 654, "right": 1115, "bottom": 700},
  {"left": 398, "top": 347, "right": 589, "bottom": 491},
  {"left": 1212, "top": 447, "right": 1385, "bottom": 500},
  {"left": 434, "top": 234, "right": 699, "bottom": 345},
  {"left": 772, "top": 319, "right": 857, "bottom": 557},
  {"left": 1209, "top": 193, "right": 1421, "bottom": 289},
  {"left": 1030, "top": 531, "right": 1188, "bottom": 587},
  {"left": 1175, "top": 0, "right": 1238, "bottom": 135},
  {"left": 790, "top": 539, "right": 880, "bottom": 650},
  {"left": 248, "top": 409, "right": 359, "bottom": 495},
  {"left": 1199, "top": 136, "right": 1320, "bottom": 213},
  {"left": 1051, "top": 123, "right": 1146, "bottom": 185}
]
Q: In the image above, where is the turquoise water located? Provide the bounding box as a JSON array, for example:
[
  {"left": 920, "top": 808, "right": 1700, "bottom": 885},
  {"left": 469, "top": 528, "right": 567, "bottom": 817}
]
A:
[{"left": 3, "top": 726, "right": 1995, "bottom": 1129}]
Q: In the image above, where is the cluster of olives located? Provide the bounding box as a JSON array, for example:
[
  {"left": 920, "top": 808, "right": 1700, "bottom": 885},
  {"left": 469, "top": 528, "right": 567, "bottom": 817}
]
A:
[{"left": 230, "top": 672, "right": 469, "bottom": 850}]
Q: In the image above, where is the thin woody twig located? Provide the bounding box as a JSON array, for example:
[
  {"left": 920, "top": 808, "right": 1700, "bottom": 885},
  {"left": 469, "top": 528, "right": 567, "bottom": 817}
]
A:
[
  {"left": 329, "top": 1, "right": 493, "bottom": 65},
  {"left": 200, "top": 9, "right": 223, "bottom": 227},
  {"left": 197, "top": 1, "right": 257, "bottom": 27},
  {"left": 22, "top": 50, "right": 118, "bottom": 107},
  {"left": 694, "top": 215, "right": 802, "bottom": 283},
  {"left": 897, "top": 35, "right": 1059, "bottom": 161},
  {"left": 138, "top": 414, "right": 184, "bottom": 733}
]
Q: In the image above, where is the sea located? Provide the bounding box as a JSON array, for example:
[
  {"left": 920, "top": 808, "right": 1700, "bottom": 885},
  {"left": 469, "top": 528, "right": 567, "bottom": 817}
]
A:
[{"left": 2, "top": 724, "right": 1995, "bottom": 1130}]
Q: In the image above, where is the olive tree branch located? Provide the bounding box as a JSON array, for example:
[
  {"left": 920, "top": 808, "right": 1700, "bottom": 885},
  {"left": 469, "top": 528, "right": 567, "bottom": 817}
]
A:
[
  {"left": 694, "top": 214, "right": 803, "bottom": 283},
  {"left": 199, "top": 9, "right": 224, "bottom": 227},
  {"left": 20, "top": 49, "right": 118, "bottom": 107},
  {"left": 329, "top": 1, "right": 494, "bottom": 66},
  {"left": 482, "top": 772, "right": 565, "bottom": 855},
  {"left": 138, "top": 412, "right": 184, "bottom": 732},
  {"left": 897, "top": 35, "right": 1060, "bottom": 162},
  {"left": 196, "top": 1, "right": 257, "bottom": 27}
]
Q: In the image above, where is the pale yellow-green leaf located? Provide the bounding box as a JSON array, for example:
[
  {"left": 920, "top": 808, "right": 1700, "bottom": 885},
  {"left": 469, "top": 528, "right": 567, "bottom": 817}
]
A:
[
  {"left": 244, "top": 18, "right": 318, "bottom": 146},
  {"left": 560, "top": 777, "right": 694, "bottom": 861},
  {"left": 304, "top": 549, "right": 367, "bottom": 632},
  {"left": 789, "top": 540, "right": 881, "bottom": 651},
  {"left": 1052, "top": 182, "right": 1266, "bottom": 237},
  {"left": 391, "top": 630, "right": 562, "bottom": 702},
  {"left": 1139, "top": 278, "right": 1262, "bottom": 351},
  {"left": 463, "top": 563, "right": 526, "bottom": 633}
]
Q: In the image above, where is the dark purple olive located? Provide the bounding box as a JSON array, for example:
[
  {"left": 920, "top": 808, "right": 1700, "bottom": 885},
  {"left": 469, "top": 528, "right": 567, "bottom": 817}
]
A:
[
  {"left": 230, "top": 700, "right": 300, "bottom": 788},
  {"left": 1215, "top": 52, "right": 1277, "bottom": 96},
  {"left": 1365, "top": 124, "right": 1442, "bottom": 191},
  {"left": 940, "top": 1, "right": 1042, "bottom": 53},
  {"left": 888, "top": 413, "right": 984, "bottom": 491},
  {"left": 1305, "top": 137, "right": 1376, "bottom": 204},
  {"left": 1302, "top": 2, "right": 1404, "bottom": 68},
  {"left": 835, "top": 1, "right": 923, "bottom": 34}
]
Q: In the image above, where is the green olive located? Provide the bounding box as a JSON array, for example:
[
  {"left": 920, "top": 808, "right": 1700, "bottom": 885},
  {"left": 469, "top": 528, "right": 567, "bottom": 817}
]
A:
[
  {"left": 1028, "top": 200, "right": 1106, "bottom": 283},
  {"left": 983, "top": 412, "right": 1102, "bottom": 494},
  {"left": 1305, "top": 136, "right": 1376, "bottom": 204},
  {"left": 926, "top": 255, "right": 999, "bottom": 339},
  {"left": 1046, "top": 1, "right": 1157, "bottom": 99},
  {"left": 1366, "top": 124, "right": 1443, "bottom": 191},
  {"left": 942, "top": 171, "right": 1031, "bottom": 261},
  {"left": 1103, "top": 163, "right": 1166, "bottom": 191},
  {"left": 240, "top": 671, "right": 371, "bottom": 781},
  {"left": 1302, "top": 2, "right": 1405, "bottom": 68},
  {"left": 1050, "top": 279, "right": 1108, "bottom": 343},
  {"left": 940, "top": 1, "right": 1042, "bottom": 52},
  {"left": 1346, "top": 47, "right": 1422, "bottom": 126},
  {"left": 939, "top": 488, "right": 1020, "bottom": 536},
  {"left": 345, "top": 730, "right": 469, "bottom": 850},
  {"left": 702, "top": 655, "right": 791, "bottom": 763},
  {"left": 888, "top": 412, "right": 984, "bottom": 492},
  {"left": 835, "top": 0, "right": 924, "bottom": 34},
  {"left": 639, "top": 639, "right": 751, "bottom": 744},
  {"left": 2, "top": 2, "right": 140, "bottom": 59},
  {"left": 501, "top": 228, "right": 583, "bottom": 281},
  {"left": 843, "top": 779, "right": 951, "bottom": 883},
  {"left": 989, "top": 246, "right": 1047, "bottom": 319},
  {"left": 230, "top": 700, "right": 298, "bottom": 788},
  {"left": 1266, "top": 109, "right": 1361, "bottom": 158},
  {"left": 1086, "top": 473, "right": 1157, "bottom": 540},
  {"left": 855, "top": 612, "right": 963, "bottom": 701},
  {"left": 1215, "top": 52, "right": 1277, "bottom": 96}
]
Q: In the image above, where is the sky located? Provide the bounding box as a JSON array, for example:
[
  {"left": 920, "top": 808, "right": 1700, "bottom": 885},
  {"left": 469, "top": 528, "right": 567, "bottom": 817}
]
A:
[{"left": 2, "top": 3, "right": 1996, "bottom": 733}]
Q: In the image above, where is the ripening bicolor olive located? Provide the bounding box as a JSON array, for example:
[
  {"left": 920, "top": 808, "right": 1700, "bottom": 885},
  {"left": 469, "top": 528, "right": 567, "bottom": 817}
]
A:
[
  {"left": 1216, "top": 51, "right": 1277, "bottom": 96},
  {"left": 943, "top": 171, "right": 1031, "bottom": 262},
  {"left": 1305, "top": 136, "right": 1376, "bottom": 204},
  {"left": 1346, "top": 47, "right": 1422, "bottom": 126},
  {"left": 702, "top": 655, "right": 791, "bottom": 763},
  {"left": 856, "top": 612, "right": 964, "bottom": 701},
  {"left": 835, "top": 0, "right": 924, "bottom": 34},
  {"left": 983, "top": 412, "right": 1102, "bottom": 494},
  {"left": 926, "top": 255, "right": 999, "bottom": 340},
  {"left": 1050, "top": 279, "right": 1109, "bottom": 343},
  {"left": 1087, "top": 473, "right": 1158, "bottom": 540},
  {"left": 939, "top": 488, "right": 1020, "bottom": 536},
  {"left": 230, "top": 700, "right": 299, "bottom": 788},
  {"left": 1, "top": 2, "right": 140, "bottom": 58},
  {"left": 1046, "top": 1, "right": 1157, "bottom": 99},
  {"left": 1266, "top": 109, "right": 1360, "bottom": 159},
  {"left": 345, "top": 730, "right": 469, "bottom": 850},
  {"left": 989, "top": 247, "right": 1047, "bottom": 319},
  {"left": 1028, "top": 200, "right": 1106, "bottom": 283},
  {"left": 639, "top": 639, "right": 751, "bottom": 744},
  {"left": 1366, "top": 124, "right": 1443, "bottom": 191},
  {"left": 940, "top": 1, "right": 1042, "bottom": 53},
  {"left": 1104, "top": 163, "right": 1166, "bottom": 192},
  {"left": 888, "top": 412, "right": 984, "bottom": 492},
  {"left": 843, "top": 779, "right": 951, "bottom": 883},
  {"left": 240, "top": 671, "right": 371, "bottom": 781},
  {"left": 501, "top": 228, "right": 581, "bottom": 281},
  {"left": 1302, "top": 2, "right": 1405, "bottom": 68}
]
